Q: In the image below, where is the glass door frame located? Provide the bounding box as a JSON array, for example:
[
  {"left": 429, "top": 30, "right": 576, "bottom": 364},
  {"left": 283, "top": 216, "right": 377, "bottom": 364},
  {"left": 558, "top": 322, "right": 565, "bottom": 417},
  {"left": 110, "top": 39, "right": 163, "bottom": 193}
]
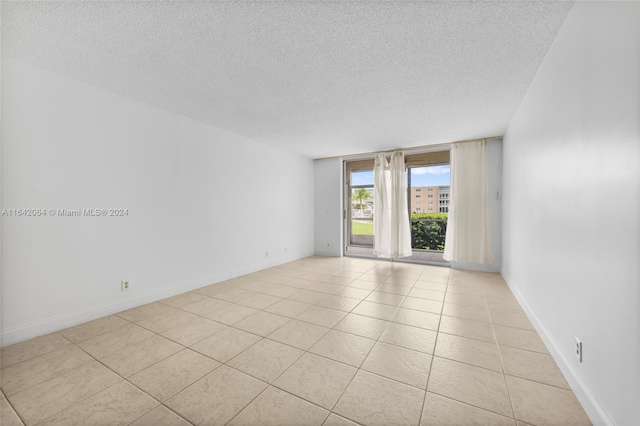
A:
[
  {"left": 343, "top": 152, "right": 451, "bottom": 265},
  {"left": 344, "top": 163, "right": 375, "bottom": 252}
]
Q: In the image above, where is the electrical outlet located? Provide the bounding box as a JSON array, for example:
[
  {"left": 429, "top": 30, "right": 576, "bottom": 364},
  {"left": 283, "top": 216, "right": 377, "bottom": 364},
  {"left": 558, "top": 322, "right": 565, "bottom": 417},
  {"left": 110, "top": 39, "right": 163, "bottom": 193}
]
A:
[
  {"left": 121, "top": 280, "right": 130, "bottom": 292},
  {"left": 265, "top": 250, "right": 269, "bottom": 257},
  {"left": 575, "top": 337, "right": 582, "bottom": 362},
  {"left": 327, "top": 242, "right": 331, "bottom": 247}
]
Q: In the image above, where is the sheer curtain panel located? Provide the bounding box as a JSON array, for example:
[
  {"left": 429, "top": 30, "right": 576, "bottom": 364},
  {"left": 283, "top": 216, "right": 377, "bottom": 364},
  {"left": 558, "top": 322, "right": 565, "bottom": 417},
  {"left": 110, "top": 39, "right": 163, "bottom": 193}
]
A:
[
  {"left": 373, "top": 152, "right": 412, "bottom": 258},
  {"left": 443, "top": 140, "right": 494, "bottom": 263}
]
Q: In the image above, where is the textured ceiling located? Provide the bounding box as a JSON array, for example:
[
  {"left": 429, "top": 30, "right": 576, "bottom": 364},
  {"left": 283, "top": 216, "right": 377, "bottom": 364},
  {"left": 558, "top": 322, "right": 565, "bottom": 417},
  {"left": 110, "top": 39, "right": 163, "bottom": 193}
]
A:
[{"left": 2, "top": 1, "right": 574, "bottom": 158}]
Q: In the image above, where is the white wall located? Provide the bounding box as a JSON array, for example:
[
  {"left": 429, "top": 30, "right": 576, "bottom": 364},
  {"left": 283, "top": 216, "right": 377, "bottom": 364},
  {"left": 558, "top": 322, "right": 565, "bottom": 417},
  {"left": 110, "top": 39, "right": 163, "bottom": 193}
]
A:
[
  {"left": 0, "top": 11, "right": 4, "bottom": 345},
  {"left": 502, "top": 1, "right": 639, "bottom": 425},
  {"left": 1, "top": 57, "right": 315, "bottom": 346},
  {"left": 313, "top": 157, "right": 343, "bottom": 256}
]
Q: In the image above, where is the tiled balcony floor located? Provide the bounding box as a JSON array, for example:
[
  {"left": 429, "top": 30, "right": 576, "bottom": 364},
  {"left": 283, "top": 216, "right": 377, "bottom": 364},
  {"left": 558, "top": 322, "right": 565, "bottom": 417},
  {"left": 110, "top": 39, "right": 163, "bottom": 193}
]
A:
[
  {"left": 346, "top": 246, "right": 448, "bottom": 265},
  {"left": 0, "top": 256, "right": 590, "bottom": 425}
]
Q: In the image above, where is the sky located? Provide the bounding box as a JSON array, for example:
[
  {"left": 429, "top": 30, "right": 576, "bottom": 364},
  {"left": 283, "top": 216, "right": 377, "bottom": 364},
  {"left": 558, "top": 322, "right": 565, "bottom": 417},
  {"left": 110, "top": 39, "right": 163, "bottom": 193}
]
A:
[{"left": 351, "top": 165, "right": 450, "bottom": 187}]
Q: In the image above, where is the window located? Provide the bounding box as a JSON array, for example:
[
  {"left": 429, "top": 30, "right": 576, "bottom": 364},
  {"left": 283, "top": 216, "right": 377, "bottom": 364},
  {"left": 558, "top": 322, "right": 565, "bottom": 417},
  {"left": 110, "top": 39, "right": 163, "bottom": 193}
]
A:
[{"left": 346, "top": 152, "right": 450, "bottom": 259}]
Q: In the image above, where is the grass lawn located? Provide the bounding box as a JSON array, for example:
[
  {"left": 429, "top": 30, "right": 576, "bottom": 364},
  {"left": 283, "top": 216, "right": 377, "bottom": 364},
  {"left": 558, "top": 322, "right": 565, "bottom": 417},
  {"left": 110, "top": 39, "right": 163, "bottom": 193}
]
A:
[{"left": 352, "top": 221, "right": 373, "bottom": 235}]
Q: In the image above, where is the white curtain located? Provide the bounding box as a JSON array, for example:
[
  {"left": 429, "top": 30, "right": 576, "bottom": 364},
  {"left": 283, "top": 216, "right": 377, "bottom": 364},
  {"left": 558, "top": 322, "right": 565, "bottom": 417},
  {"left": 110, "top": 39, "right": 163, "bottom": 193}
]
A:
[
  {"left": 443, "top": 140, "right": 494, "bottom": 263},
  {"left": 373, "top": 152, "right": 412, "bottom": 258}
]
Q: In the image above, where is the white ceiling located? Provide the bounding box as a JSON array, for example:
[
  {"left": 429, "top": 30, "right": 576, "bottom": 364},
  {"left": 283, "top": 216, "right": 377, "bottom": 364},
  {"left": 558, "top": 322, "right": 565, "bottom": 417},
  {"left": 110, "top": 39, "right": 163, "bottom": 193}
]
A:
[{"left": 2, "top": 1, "right": 574, "bottom": 158}]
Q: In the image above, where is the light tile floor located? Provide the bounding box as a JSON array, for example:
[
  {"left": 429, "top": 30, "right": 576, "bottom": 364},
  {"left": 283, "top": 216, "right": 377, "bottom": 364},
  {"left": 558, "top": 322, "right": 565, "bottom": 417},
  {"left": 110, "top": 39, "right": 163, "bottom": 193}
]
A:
[{"left": 0, "top": 256, "right": 592, "bottom": 425}]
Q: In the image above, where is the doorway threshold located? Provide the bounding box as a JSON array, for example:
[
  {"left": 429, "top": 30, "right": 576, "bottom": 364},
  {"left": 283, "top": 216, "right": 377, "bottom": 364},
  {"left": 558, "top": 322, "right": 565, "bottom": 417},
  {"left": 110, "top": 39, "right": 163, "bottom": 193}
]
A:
[{"left": 345, "top": 246, "right": 450, "bottom": 267}]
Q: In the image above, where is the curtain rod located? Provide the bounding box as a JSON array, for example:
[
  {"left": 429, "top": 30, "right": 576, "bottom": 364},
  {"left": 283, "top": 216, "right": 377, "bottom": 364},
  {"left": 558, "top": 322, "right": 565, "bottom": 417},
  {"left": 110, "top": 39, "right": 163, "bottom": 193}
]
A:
[{"left": 314, "top": 135, "right": 503, "bottom": 161}]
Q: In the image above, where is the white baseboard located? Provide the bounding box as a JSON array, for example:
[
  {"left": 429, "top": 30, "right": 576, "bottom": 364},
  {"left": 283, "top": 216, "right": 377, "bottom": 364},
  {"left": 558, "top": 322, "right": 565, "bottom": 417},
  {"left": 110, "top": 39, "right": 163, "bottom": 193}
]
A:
[
  {"left": 0, "top": 252, "right": 313, "bottom": 347},
  {"left": 0, "top": 271, "right": 230, "bottom": 347},
  {"left": 314, "top": 249, "right": 342, "bottom": 257},
  {"left": 451, "top": 261, "right": 501, "bottom": 273},
  {"left": 231, "top": 252, "right": 312, "bottom": 277},
  {"left": 500, "top": 268, "right": 613, "bottom": 426}
]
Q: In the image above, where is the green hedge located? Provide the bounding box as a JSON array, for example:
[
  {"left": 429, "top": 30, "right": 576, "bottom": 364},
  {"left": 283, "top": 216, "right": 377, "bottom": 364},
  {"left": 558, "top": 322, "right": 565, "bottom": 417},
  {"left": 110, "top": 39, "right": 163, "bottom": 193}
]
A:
[
  {"left": 411, "top": 216, "right": 447, "bottom": 251},
  {"left": 410, "top": 213, "right": 448, "bottom": 220}
]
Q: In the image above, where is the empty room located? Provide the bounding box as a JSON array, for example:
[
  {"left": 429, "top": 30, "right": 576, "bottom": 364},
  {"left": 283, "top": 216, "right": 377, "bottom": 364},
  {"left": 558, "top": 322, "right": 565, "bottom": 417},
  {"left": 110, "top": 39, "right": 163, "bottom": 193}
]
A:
[{"left": 1, "top": 1, "right": 638, "bottom": 425}]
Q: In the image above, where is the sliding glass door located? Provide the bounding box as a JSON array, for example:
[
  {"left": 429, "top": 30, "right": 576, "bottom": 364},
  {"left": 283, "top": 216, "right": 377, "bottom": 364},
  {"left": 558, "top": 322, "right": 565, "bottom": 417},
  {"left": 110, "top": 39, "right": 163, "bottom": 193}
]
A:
[
  {"left": 344, "top": 152, "right": 450, "bottom": 264},
  {"left": 407, "top": 164, "right": 450, "bottom": 261},
  {"left": 346, "top": 169, "right": 375, "bottom": 248}
]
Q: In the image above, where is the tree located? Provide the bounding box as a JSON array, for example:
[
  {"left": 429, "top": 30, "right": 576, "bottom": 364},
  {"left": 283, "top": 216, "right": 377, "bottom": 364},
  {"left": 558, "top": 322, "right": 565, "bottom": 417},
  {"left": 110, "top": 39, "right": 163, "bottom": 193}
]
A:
[{"left": 353, "top": 188, "right": 372, "bottom": 212}]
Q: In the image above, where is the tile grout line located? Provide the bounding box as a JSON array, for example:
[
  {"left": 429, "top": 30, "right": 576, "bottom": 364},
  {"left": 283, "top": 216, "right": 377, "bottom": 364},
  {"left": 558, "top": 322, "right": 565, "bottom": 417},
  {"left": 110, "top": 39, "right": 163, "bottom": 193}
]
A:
[
  {"left": 1, "top": 387, "right": 29, "bottom": 426},
  {"left": 6, "top": 259, "right": 531, "bottom": 426},
  {"left": 153, "top": 263, "right": 378, "bottom": 424},
  {"left": 215, "top": 264, "right": 385, "bottom": 426},
  {"left": 268, "top": 272, "right": 388, "bottom": 418},
  {"left": 4, "top": 289, "right": 429, "bottom": 421},
  {"left": 324, "top": 272, "right": 422, "bottom": 424},
  {"left": 238, "top": 262, "right": 422, "bottom": 423},
  {"left": 424, "top": 388, "right": 519, "bottom": 421},
  {"left": 418, "top": 272, "right": 448, "bottom": 426},
  {"left": 30, "top": 317, "right": 196, "bottom": 424},
  {"left": 323, "top": 305, "right": 393, "bottom": 423},
  {"left": 3, "top": 332, "right": 114, "bottom": 425},
  {"left": 220, "top": 260, "right": 379, "bottom": 424},
  {"left": 64, "top": 327, "right": 182, "bottom": 425},
  {"left": 485, "top": 277, "right": 523, "bottom": 423}
]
